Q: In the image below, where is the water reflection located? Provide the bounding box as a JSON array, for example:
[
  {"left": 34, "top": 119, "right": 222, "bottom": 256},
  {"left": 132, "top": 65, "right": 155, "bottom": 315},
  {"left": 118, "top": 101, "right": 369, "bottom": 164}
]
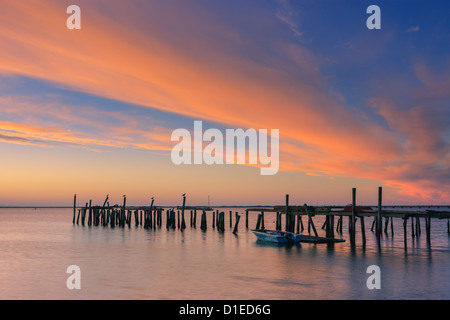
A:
[{"left": 0, "top": 208, "right": 449, "bottom": 299}]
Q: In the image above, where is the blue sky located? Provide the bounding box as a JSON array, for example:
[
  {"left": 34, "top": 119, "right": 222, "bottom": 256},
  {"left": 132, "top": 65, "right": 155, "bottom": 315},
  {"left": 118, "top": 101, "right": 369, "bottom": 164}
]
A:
[{"left": 0, "top": 1, "right": 448, "bottom": 206}]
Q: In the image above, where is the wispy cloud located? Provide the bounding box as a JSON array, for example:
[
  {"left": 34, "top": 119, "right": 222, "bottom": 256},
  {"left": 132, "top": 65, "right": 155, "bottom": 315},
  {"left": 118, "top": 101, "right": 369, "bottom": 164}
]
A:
[
  {"left": 275, "top": 0, "right": 303, "bottom": 37},
  {"left": 406, "top": 25, "right": 420, "bottom": 33}
]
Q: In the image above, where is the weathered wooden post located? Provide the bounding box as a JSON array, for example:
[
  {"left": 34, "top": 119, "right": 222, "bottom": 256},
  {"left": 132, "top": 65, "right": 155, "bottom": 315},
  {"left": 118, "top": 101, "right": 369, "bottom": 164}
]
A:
[
  {"left": 193, "top": 209, "right": 197, "bottom": 228},
  {"left": 76, "top": 209, "right": 81, "bottom": 225},
  {"left": 330, "top": 214, "right": 335, "bottom": 239},
  {"left": 122, "top": 195, "right": 126, "bottom": 228},
  {"left": 255, "top": 213, "right": 262, "bottom": 230},
  {"left": 110, "top": 208, "right": 115, "bottom": 228},
  {"left": 351, "top": 188, "right": 356, "bottom": 247},
  {"left": 304, "top": 204, "right": 318, "bottom": 237},
  {"left": 391, "top": 217, "right": 394, "bottom": 235},
  {"left": 201, "top": 210, "right": 207, "bottom": 231},
  {"left": 337, "top": 216, "right": 343, "bottom": 233},
  {"left": 73, "top": 194, "right": 77, "bottom": 224},
  {"left": 416, "top": 217, "right": 420, "bottom": 236},
  {"left": 245, "top": 210, "right": 249, "bottom": 229},
  {"left": 220, "top": 212, "right": 225, "bottom": 232},
  {"left": 135, "top": 210, "right": 139, "bottom": 227},
  {"left": 233, "top": 215, "right": 241, "bottom": 234},
  {"left": 377, "top": 187, "right": 382, "bottom": 238},
  {"left": 145, "top": 197, "right": 154, "bottom": 229},
  {"left": 181, "top": 194, "right": 186, "bottom": 231},
  {"left": 88, "top": 199, "right": 92, "bottom": 227},
  {"left": 260, "top": 211, "right": 265, "bottom": 230},
  {"left": 276, "top": 212, "right": 281, "bottom": 230},
  {"left": 403, "top": 217, "right": 408, "bottom": 250},
  {"left": 285, "top": 194, "right": 290, "bottom": 232}
]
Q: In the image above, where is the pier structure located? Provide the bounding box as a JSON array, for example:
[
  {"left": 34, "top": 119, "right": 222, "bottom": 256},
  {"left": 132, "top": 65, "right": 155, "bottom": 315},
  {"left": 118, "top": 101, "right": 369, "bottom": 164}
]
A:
[
  {"left": 72, "top": 188, "right": 450, "bottom": 250},
  {"left": 246, "top": 187, "right": 450, "bottom": 249}
]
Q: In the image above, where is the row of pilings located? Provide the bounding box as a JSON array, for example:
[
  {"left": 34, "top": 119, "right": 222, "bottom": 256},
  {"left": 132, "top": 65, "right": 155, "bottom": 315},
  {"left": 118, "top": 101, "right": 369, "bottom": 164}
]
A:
[
  {"left": 73, "top": 195, "right": 242, "bottom": 234},
  {"left": 247, "top": 187, "right": 450, "bottom": 250}
]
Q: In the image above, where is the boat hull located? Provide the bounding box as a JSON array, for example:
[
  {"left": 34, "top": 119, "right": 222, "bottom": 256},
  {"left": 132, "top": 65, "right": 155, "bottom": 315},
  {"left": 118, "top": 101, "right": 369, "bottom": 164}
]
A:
[{"left": 252, "top": 230, "right": 301, "bottom": 244}]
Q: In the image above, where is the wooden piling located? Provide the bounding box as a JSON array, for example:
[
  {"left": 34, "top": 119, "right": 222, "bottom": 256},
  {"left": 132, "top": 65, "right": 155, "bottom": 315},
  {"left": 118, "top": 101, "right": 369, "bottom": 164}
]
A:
[
  {"left": 285, "top": 194, "right": 290, "bottom": 232},
  {"left": 245, "top": 210, "right": 249, "bottom": 229},
  {"left": 181, "top": 195, "right": 186, "bottom": 231},
  {"left": 201, "top": 210, "right": 207, "bottom": 231},
  {"left": 122, "top": 196, "right": 126, "bottom": 228},
  {"left": 426, "top": 214, "right": 431, "bottom": 244},
  {"left": 76, "top": 209, "right": 81, "bottom": 225},
  {"left": 88, "top": 200, "right": 92, "bottom": 227},
  {"left": 275, "top": 212, "right": 279, "bottom": 230},
  {"left": 233, "top": 214, "right": 241, "bottom": 234},
  {"left": 377, "top": 187, "right": 382, "bottom": 238},
  {"left": 336, "top": 216, "right": 342, "bottom": 233},
  {"left": 304, "top": 204, "right": 318, "bottom": 237},
  {"left": 255, "top": 213, "right": 262, "bottom": 230},
  {"left": 193, "top": 209, "right": 197, "bottom": 228},
  {"left": 416, "top": 217, "right": 420, "bottom": 236},
  {"left": 218, "top": 212, "right": 225, "bottom": 232},
  {"left": 403, "top": 217, "right": 408, "bottom": 250},
  {"left": 73, "top": 194, "right": 76, "bottom": 224},
  {"left": 260, "top": 211, "right": 265, "bottom": 230},
  {"left": 351, "top": 188, "right": 356, "bottom": 246}
]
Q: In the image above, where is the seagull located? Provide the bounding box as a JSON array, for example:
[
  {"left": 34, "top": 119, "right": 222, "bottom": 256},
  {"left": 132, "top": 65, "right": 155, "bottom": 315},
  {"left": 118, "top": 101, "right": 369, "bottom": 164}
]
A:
[{"left": 182, "top": 193, "right": 186, "bottom": 197}]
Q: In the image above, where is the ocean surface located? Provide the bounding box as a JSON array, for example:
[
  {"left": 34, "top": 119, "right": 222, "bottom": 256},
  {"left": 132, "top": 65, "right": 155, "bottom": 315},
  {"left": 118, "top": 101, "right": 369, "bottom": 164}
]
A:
[{"left": 0, "top": 207, "right": 449, "bottom": 300}]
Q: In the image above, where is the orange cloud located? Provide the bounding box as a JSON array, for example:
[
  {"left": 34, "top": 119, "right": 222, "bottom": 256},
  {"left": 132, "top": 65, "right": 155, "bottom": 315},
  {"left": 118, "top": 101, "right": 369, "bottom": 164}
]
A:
[{"left": 0, "top": 0, "right": 448, "bottom": 203}]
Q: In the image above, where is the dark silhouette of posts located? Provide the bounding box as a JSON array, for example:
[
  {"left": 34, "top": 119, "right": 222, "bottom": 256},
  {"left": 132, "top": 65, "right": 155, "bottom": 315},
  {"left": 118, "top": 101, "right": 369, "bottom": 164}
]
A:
[
  {"left": 233, "top": 214, "right": 241, "bottom": 234},
  {"left": 377, "top": 187, "right": 382, "bottom": 240},
  {"left": 73, "top": 194, "right": 77, "bottom": 224},
  {"left": 181, "top": 195, "right": 186, "bottom": 231},
  {"left": 351, "top": 188, "right": 356, "bottom": 247},
  {"left": 122, "top": 195, "right": 126, "bottom": 228},
  {"left": 285, "top": 194, "right": 290, "bottom": 232},
  {"left": 245, "top": 210, "right": 249, "bottom": 229},
  {"left": 88, "top": 199, "right": 92, "bottom": 227},
  {"left": 304, "top": 204, "right": 318, "bottom": 237}
]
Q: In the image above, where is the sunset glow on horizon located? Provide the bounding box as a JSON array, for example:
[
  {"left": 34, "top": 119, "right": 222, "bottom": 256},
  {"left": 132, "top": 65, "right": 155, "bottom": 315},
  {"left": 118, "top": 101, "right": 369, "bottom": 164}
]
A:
[{"left": 0, "top": 0, "right": 449, "bottom": 207}]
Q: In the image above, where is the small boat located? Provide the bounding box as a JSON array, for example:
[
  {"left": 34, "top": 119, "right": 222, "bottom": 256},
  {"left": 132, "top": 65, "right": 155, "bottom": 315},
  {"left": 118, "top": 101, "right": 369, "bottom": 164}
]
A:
[{"left": 252, "top": 229, "right": 301, "bottom": 244}]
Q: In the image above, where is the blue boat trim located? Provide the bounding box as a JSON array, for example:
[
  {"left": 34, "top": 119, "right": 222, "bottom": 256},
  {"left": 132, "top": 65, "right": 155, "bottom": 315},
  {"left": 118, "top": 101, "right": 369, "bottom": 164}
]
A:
[{"left": 252, "top": 229, "right": 302, "bottom": 244}]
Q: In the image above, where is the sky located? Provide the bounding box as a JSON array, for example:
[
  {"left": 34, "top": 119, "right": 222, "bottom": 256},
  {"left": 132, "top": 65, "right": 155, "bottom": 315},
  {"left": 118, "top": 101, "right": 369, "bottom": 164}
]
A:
[{"left": 0, "top": 0, "right": 449, "bottom": 207}]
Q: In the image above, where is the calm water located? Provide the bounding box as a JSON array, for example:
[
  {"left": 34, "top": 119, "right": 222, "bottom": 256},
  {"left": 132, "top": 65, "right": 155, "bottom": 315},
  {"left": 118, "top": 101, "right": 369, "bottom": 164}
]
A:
[{"left": 0, "top": 207, "right": 449, "bottom": 300}]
